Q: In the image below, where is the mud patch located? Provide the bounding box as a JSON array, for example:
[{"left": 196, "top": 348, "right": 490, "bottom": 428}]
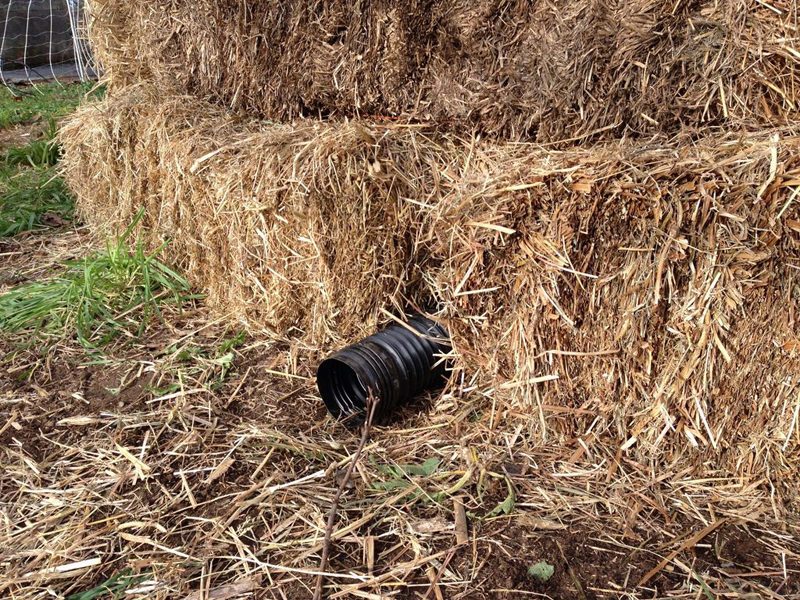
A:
[
  {"left": 0, "top": 121, "right": 40, "bottom": 151},
  {"left": 449, "top": 522, "right": 800, "bottom": 599}
]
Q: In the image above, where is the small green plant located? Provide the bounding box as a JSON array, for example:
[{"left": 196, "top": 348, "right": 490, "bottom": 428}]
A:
[
  {"left": 527, "top": 561, "right": 555, "bottom": 583},
  {"left": 0, "top": 166, "right": 74, "bottom": 236},
  {"left": 0, "top": 213, "right": 191, "bottom": 347},
  {"left": 219, "top": 330, "right": 246, "bottom": 355},
  {"left": 372, "top": 457, "right": 442, "bottom": 493},
  {"left": 66, "top": 570, "right": 148, "bottom": 600},
  {"left": 371, "top": 457, "right": 468, "bottom": 505},
  {"left": 483, "top": 474, "right": 516, "bottom": 518},
  {"left": 151, "top": 330, "right": 245, "bottom": 395},
  {"left": 690, "top": 569, "right": 716, "bottom": 600}
]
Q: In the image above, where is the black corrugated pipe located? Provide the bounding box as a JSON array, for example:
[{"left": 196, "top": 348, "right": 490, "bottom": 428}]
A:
[{"left": 317, "top": 315, "right": 451, "bottom": 424}]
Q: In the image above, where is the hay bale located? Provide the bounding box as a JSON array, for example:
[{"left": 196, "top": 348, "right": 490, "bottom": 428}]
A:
[
  {"left": 86, "top": 0, "right": 800, "bottom": 141},
  {"left": 60, "top": 83, "right": 800, "bottom": 493},
  {"left": 86, "top": 0, "right": 154, "bottom": 88}
]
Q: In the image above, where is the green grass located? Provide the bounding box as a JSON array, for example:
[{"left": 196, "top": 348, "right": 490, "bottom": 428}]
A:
[
  {"left": 0, "top": 118, "right": 72, "bottom": 236},
  {"left": 0, "top": 83, "right": 100, "bottom": 237},
  {"left": 5, "top": 137, "right": 60, "bottom": 167},
  {"left": 0, "top": 214, "right": 192, "bottom": 347},
  {"left": 0, "top": 82, "right": 103, "bottom": 128},
  {"left": 0, "top": 165, "right": 73, "bottom": 236},
  {"left": 5, "top": 119, "right": 61, "bottom": 167},
  {"left": 66, "top": 570, "right": 148, "bottom": 600}
]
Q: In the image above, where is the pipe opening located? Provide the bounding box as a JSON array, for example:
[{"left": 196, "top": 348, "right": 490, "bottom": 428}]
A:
[
  {"left": 317, "top": 357, "right": 368, "bottom": 419},
  {"left": 316, "top": 316, "right": 451, "bottom": 425}
]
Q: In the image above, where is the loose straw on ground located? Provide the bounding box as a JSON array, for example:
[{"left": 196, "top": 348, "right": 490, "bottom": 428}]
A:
[{"left": 314, "top": 394, "right": 379, "bottom": 600}]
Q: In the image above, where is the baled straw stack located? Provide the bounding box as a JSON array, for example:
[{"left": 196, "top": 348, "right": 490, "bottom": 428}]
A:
[
  {"left": 86, "top": 0, "right": 800, "bottom": 141},
  {"left": 85, "top": 0, "right": 152, "bottom": 89},
  {"left": 60, "top": 84, "right": 800, "bottom": 498}
]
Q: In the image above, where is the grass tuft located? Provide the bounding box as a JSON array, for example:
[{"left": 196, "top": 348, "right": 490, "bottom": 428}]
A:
[
  {"left": 4, "top": 138, "right": 60, "bottom": 167},
  {"left": 4, "top": 119, "right": 61, "bottom": 168},
  {"left": 0, "top": 119, "right": 71, "bottom": 236},
  {"left": 0, "top": 166, "right": 74, "bottom": 236},
  {"left": 66, "top": 570, "right": 149, "bottom": 600},
  {"left": 0, "top": 212, "right": 191, "bottom": 347}
]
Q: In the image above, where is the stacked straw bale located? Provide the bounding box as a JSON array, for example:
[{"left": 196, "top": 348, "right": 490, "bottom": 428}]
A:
[
  {"left": 86, "top": 0, "right": 800, "bottom": 141},
  {"left": 61, "top": 83, "right": 800, "bottom": 487}
]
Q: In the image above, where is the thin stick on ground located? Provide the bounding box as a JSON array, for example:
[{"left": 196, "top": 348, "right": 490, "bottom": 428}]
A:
[{"left": 313, "top": 393, "right": 379, "bottom": 600}]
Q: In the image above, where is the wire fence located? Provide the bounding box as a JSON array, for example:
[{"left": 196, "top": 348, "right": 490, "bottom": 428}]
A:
[{"left": 0, "top": 0, "right": 96, "bottom": 85}]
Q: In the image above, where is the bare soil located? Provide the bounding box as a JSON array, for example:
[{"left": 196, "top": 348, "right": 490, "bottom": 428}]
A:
[{"left": 0, "top": 121, "right": 37, "bottom": 150}]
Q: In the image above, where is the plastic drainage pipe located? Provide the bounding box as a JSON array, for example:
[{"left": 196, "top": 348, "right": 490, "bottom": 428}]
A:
[{"left": 317, "top": 316, "right": 451, "bottom": 424}]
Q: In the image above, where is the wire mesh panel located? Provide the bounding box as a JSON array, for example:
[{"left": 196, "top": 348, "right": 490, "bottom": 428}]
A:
[{"left": 0, "top": 0, "right": 96, "bottom": 85}]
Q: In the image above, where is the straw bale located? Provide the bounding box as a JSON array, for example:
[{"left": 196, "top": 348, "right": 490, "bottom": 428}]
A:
[
  {"left": 86, "top": 0, "right": 800, "bottom": 141},
  {"left": 60, "top": 84, "right": 800, "bottom": 494}
]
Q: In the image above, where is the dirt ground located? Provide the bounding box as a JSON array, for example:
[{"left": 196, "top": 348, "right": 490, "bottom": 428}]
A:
[
  {"left": 2, "top": 225, "right": 799, "bottom": 600},
  {"left": 0, "top": 121, "right": 37, "bottom": 149}
]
